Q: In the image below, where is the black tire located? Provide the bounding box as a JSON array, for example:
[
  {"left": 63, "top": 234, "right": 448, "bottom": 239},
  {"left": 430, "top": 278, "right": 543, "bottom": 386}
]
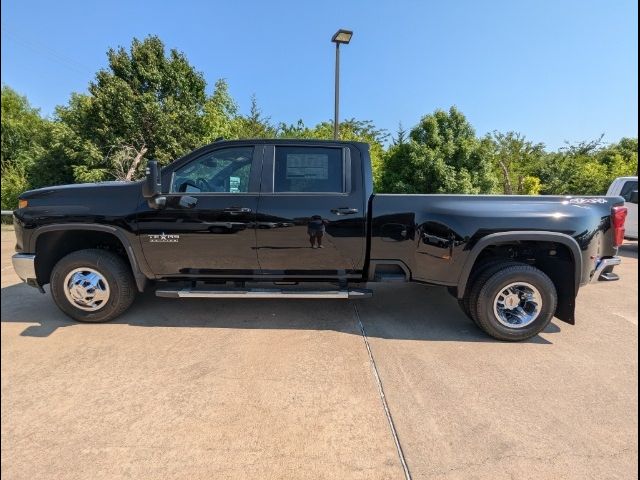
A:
[
  {"left": 473, "top": 264, "right": 557, "bottom": 341},
  {"left": 457, "top": 298, "right": 473, "bottom": 321},
  {"left": 50, "top": 249, "right": 136, "bottom": 322},
  {"left": 446, "top": 286, "right": 474, "bottom": 321},
  {"left": 462, "top": 259, "right": 521, "bottom": 325}
]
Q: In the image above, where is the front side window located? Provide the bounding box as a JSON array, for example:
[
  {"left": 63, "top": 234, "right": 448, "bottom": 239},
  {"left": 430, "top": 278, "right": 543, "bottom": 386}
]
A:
[
  {"left": 171, "top": 147, "right": 254, "bottom": 193},
  {"left": 274, "top": 147, "right": 343, "bottom": 193}
]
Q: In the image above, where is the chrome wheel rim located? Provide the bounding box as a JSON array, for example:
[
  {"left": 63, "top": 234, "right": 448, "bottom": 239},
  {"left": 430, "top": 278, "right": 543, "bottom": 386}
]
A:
[
  {"left": 63, "top": 268, "right": 110, "bottom": 311},
  {"left": 493, "top": 282, "right": 542, "bottom": 329}
]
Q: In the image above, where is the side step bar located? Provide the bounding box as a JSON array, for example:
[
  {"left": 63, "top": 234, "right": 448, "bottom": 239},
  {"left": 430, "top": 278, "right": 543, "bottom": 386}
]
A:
[
  {"left": 591, "top": 256, "right": 622, "bottom": 283},
  {"left": 156, "top": 287, "right": 372, "bottom": 299}
]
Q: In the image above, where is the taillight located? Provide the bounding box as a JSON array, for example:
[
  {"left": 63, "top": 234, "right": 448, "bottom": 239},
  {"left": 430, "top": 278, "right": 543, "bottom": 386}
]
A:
[{"left": 611, "top": 206, "right": 627, "bottom": 246}]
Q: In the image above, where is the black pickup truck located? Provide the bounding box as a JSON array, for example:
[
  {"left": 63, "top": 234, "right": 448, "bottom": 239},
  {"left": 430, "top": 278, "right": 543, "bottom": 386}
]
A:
[{"left": 12, "top": 139, "right": 630, "bottom": 341}]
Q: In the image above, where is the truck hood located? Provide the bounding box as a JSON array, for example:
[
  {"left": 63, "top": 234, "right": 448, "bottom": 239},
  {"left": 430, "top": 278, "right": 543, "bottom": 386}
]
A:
[
  {"left": 20, "top": 181, "right": 137, "bottom": 199},
  {"left": 15, "top": 180, "right": 143, "bottom": 226}
]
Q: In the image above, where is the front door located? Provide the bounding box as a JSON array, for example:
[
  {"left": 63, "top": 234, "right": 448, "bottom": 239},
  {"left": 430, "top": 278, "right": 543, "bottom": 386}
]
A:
[
  {"left": 136, "top": 145, "right": 262, "bottom": 276},
  {"left": 255, "top": 144, "right": 367, "bottom": 279}
]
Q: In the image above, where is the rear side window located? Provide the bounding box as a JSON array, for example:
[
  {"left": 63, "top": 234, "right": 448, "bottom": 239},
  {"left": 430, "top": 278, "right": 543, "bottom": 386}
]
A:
[
  {"left": 620, "top": 180, "right": 638, "bottom": 201},
  {"left": 274, "top": 147, "right": 344, "bottom": 193}
]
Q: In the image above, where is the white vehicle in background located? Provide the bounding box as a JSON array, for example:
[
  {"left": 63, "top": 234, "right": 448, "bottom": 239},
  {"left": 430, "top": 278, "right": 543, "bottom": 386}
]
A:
[{"left": 607, "top": 176, "right": 638, "bottom": 239}]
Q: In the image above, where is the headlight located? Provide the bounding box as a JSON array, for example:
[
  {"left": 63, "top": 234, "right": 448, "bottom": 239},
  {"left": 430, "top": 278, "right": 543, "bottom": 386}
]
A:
[{"left": 18, "top": 199, "right": 28, "bottom": 209}]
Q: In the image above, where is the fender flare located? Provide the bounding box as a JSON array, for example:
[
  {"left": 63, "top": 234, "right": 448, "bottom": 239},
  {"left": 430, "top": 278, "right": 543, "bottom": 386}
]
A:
[
  {"left": 456, "top": 231, "right": 583, "bottom": 299},
  {"left": 30, "top": 223, "right": 150, "bottom": 292}
]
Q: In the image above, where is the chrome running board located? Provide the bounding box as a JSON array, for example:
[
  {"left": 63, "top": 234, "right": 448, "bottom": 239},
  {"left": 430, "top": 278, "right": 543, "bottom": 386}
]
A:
[{"left": 155, "top": 287, "right": 372, "bottom": 299}]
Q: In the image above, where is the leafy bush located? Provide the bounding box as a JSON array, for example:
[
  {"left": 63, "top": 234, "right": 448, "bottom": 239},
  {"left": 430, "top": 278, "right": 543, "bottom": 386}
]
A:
[{"left": 1, "top": 162, "right": 29, "bottom": 211}]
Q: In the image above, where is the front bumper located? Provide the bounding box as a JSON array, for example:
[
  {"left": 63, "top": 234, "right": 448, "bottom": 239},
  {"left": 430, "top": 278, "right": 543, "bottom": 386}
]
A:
[
  {"left": 11, "top": 253, "right": 38, "bottom": 287},
  {"left": 590, "top": 256, "right": 622, "bottom": 283}
]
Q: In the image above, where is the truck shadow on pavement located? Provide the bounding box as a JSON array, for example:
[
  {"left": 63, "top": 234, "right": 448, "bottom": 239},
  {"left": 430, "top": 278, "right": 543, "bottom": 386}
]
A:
[
  {"left": 619, "top": 241, "right": 638, "bottom": 259},
  {"left": 1, "top": 282, "right": 558, "bottom": 344}
]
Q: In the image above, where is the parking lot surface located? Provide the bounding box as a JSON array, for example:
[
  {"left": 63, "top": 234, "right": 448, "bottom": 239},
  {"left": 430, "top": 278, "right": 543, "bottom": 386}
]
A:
[{"left": 2, "top": 228, "right": 637, "bottom": 479}]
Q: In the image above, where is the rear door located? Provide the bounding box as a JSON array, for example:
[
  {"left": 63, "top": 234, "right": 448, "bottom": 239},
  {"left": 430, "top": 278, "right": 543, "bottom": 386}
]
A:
[
  {"left": 255, "top": 144, "right": 366, "bottom": 279},
  {"left": 136, "top": 145, "right": 262, "bottom": 275}
]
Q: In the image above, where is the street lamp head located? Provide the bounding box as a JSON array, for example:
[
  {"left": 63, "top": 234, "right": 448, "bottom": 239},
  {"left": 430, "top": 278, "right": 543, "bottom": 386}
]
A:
[{"left": 331, "top": 29, "right": 353, "bottom": 45}]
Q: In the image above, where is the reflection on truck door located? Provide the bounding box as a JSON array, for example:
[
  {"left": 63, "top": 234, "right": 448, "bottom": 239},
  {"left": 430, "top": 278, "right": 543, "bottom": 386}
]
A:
[{"left": 255, "top": 145, "right": 366, "bottom": 278}]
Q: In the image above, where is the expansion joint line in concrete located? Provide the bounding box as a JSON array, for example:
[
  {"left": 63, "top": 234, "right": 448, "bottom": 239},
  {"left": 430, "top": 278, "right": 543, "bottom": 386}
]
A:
[{"left": 353, "top": 303, "right": 412, "bottom": 480}]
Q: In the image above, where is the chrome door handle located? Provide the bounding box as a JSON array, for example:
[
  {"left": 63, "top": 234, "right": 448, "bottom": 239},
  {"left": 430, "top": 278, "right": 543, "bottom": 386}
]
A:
[
  {"left": 331, "top": 207, "right": 358, "bottom": 215},
  {"left": 224, "top": 207, "right": 252, "bottom": 214}
]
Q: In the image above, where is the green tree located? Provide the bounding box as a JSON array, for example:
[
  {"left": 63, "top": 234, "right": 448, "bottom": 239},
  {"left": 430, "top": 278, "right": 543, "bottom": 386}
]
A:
[
  {"left": 1, "top": 162, "right": 30, "bottom": 211},
  {"left": 597, "top": 137, "right": 638, "bottom": 178},
  {"left": 489, "top": 131, "right": 545, "bottom": 194},
  {"left": 1, "top": 86, "right": 49, "bottom": 209},
  {"left": 379, "top": 107, "right": 497, "bottom": 194},
  {"left": 537, "top": 136, "right": 637, "bottom": 195},
  {"left": 32, "top": 121, "right": 98, "bottom": 186},
  {"left": 56, "top": 35, "right": 208, "bottom": 181},
  {"left": 203, "top": 79, "right": 239, "bottom": 142},
  {"left": 392, "top": 122, "right": 407, "bottom": 146},
  {"left": 232, "top": 95, "right": 276, "bottom": 139},
  {"left": 1, "top": 86, "right": 47, "bottom": 171}
]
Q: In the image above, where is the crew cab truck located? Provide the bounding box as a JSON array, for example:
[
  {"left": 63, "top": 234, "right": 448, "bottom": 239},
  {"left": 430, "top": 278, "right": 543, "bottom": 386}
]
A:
[{"left": 11, "top": 140, "right": 628, "bottom": 341}]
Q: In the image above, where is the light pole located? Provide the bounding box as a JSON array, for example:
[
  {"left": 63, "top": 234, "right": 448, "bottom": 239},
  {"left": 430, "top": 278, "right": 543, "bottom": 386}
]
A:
[{"left": 331, "top": 29, "right": 353, "bottom": 140}]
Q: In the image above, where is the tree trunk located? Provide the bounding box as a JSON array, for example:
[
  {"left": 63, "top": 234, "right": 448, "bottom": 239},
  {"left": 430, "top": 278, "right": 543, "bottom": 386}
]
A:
[
  {"left": 498, "top": 160, "right": 512, "bottom": 194},
  {"left": 125, "top": 145, "right": 148, "bottom": 181}
]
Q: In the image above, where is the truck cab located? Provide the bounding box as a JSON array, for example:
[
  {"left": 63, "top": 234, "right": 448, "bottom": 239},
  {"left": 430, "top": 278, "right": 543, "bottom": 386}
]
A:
[{"left": 136, "top": 140, "right": 368, "bottom": 281}]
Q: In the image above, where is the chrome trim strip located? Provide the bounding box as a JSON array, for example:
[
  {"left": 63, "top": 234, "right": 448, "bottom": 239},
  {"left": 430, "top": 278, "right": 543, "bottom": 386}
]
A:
[
  {"left": 11, "top": 254, "right": 36, "bottom": 282},
  {"left": 591, "top": 256, "right": 622, "bottom": 283},
  {"left": 156, "top": 288, "right": 372, "bottom": 299}
]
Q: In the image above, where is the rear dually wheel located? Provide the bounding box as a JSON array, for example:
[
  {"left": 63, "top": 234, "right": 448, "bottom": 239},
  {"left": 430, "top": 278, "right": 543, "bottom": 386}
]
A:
[{"left": 469, "top": 263, "right": 557, "bottom": 341}]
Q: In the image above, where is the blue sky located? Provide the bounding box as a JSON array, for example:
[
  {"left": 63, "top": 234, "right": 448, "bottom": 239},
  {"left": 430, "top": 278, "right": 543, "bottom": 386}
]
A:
[{"left": 1, "top": 0, "right": 637, "bottom": 149}]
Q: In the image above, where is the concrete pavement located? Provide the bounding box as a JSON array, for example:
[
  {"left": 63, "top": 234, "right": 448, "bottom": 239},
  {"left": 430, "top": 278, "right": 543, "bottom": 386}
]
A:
[
  {"left": 358, "top": 243, "right": 638, "bottom": 479},
  {"left": 1, "top": 229, "right": 637, "bottom": 479}
]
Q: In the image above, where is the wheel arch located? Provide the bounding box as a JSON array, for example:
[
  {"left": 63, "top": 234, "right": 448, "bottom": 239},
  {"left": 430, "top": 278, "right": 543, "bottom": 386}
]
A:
[
  {"left": 456, "top": 231, "right": 583, "bottom": 324},
  {"left": 31, "top": 224, "right": 149, "bottom": 292}
]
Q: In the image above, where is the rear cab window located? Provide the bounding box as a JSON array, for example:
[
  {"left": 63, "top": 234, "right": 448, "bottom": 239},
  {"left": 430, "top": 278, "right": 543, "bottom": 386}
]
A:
[
  {"left": 620, "top": 180, "right": 638, "bottom": 202},
  {"left": 274, "top": 146, "right": 344, "bottom": 193}
]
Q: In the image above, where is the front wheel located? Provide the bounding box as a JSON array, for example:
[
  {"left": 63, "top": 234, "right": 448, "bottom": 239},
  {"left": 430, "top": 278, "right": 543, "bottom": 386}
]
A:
[
  {"left": 50, "top": 249, "right": 136, "bottom": 323},
  {"left": 472, "top": 264, "right": 557, "bottom": 341}
]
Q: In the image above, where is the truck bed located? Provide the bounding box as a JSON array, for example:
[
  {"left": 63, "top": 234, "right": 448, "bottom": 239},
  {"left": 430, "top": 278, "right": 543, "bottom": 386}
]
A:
[{"left": 369, "top": 193, "right": 623, "bottom": 286}]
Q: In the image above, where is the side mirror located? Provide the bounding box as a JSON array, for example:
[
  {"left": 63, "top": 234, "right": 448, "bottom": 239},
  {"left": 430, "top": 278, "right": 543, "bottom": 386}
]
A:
[
  {"left": 142, "top": 160, "right": 161, "bottom": 198},
  {"left": 630, "top": 190, "right": 638, "bottom": 204},
  {"left": 142, "top": 160, "right": 166, "bottom": 209}
]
